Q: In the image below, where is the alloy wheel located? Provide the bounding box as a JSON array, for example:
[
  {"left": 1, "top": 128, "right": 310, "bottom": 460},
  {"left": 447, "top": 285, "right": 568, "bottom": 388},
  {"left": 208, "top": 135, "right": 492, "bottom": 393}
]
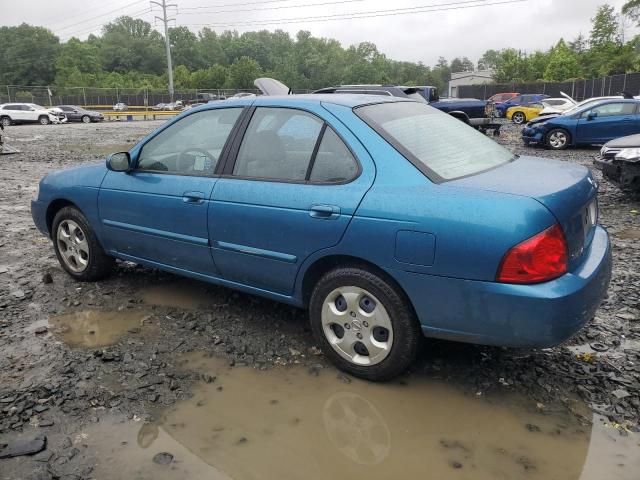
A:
[
  {"left": 548, "top": 131, "right": 568, "bottom": 149},
  {"left": 56, "top": 219, "right": 90, "bottom": 273},
  {"left": 321, "top": 286, "right": 393, "bottom": 366}
]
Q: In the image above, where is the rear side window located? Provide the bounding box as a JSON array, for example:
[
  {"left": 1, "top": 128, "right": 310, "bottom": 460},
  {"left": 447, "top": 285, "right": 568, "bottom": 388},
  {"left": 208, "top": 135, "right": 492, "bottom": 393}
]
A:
[
  {"left": 356, "top": 102, "right": 514, "bottom": 181},
  {"left": 309, "top": 128, "right": 358, "bottom": 183}
]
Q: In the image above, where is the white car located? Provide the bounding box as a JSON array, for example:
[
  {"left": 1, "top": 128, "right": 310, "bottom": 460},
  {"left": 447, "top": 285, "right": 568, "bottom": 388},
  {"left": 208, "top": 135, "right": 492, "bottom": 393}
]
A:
[
  {"left": 0, "top": 103, "right": 62, "bottom": 126},
  {"left": 538, "top": 97, "right": 576, "bottom": 116},
  {"left": 113, "top": 103, "right": 128, "bottom": 112}
]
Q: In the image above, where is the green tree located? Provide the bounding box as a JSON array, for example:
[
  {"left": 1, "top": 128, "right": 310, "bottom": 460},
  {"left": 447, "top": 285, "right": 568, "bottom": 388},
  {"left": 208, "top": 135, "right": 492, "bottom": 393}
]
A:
[
  {"left": 544, "top": 39, "right": 581, "bottom": 81},
  {"left": 227, "top": 56, "right": 262, "bottom": 89},
  {"left": 590, "top": 4, "right": 620, "bottom": 47},
  {"left": 450, "top": 57, "right": 474, "bottom": 73},
  {"left": 622, "top": 0, "right": 640, "bottom": 22},
  {"left": 477, "top": 49, "right": 500, "bottom": 70},
  {"left": 169, "top": 26, "right": 202, "bottom": 70},
  {"left": 197, "top": 28, "right": 227, "bottom": 66},
  {"left": 100, "top": 16, "right": 165, "bottom": 74},
  {"left": 191, "top": 65, "right": 228, "bottom": 88},
  {"left": 0, "top": 24, "right": 60, "bottom": 85}
]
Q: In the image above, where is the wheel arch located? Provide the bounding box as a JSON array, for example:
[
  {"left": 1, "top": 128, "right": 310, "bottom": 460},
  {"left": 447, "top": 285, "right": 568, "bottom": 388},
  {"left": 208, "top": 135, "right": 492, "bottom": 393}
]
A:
[
  {"left": 447, "top": 111, "right": 470, "bottom": 124},
  {"left": 46, "top": 199, "right": 80, "bottom": 238},
  {"left": 300, "top": 254, "right": 416, "bottom": 314}
]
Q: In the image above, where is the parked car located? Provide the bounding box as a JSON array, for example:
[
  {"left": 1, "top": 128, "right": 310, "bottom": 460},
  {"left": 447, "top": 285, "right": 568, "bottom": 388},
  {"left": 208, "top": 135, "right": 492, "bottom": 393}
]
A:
[
  {"left": 56, "top": 105, "right": 104, "bottom": 123},
  {"left": 507, "top": 98, "right": 575, "bottom": 124},
  {"left": 151, "top": 103, "right": 166, "bottom": 111},
  {"left": 229, "top": 92, "right": 257, "bottom": 99},
  {"left": 487, "top": 92, "right": 519, "bottom": 103},
  {"left": 523, "top": 98, "right": 640, "bottom": 150},
  {"left": 312, "top": 84, "right": 499, "bottom": 132},
  {"left": 492, "top": 94, "right": 550, "bottom": 118},
  {"left": 31, "top": 95, "right": 611, "bottom": 381},
  {"left": 113, "top": 103, "right": 128, "bottom": 112},
  {"left": 182, "top": 103, "right": 205, "bottom": 111},
  {"left": 594, "top": 133, "right": 640, "bottom": 191},
  {"left": 0, "top": 103, "right": 63, "bottom": 126}
]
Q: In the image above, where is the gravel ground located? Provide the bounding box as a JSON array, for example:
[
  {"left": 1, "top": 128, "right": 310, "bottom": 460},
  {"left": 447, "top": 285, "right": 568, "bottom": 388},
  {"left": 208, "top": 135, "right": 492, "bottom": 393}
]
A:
[{"left": 0, "top": 120, "right": 639, "bottom": 479}]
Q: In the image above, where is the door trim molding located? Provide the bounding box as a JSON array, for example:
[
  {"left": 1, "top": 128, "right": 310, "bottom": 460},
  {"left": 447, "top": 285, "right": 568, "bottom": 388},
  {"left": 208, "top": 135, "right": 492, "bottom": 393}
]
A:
[
  {"left": 214, "top": 240, "right": 297, "bottom": 263},
  {"left": 102, "top": 219, "right": 209, "bottom": 246}
]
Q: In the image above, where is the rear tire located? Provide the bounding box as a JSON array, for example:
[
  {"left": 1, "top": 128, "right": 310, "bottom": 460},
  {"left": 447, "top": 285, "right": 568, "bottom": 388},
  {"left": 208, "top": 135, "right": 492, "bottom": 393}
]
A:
[
  {"left": 81, "top": 115, "right": 91, "bottom": 123},
  {"left": 0, "top": 116, "right": 11, "bottom": 127},
  {"left": 512, "top": 111, "right": 526, "bottom": 124},
  {"left": 52, "top": 207, "right": 114, "bottom": 281},
  {"left": 309, "top": 267, "right": 421, "bottom": 381},
  {"left": 546, "top": 128, "right": 570, "bottom": 150},
  {"left": 39, "top": 115, "right": 50, "bottom": 125}
]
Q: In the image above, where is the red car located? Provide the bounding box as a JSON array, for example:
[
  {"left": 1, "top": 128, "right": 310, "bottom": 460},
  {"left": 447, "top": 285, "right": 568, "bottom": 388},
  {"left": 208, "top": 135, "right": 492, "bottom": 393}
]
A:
[{"left": 488, "top": 92, "right": 519, "bottom": 103}]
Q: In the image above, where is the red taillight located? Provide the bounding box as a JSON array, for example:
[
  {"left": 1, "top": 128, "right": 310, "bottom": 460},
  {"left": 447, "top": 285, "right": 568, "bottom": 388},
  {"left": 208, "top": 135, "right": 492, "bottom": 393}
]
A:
[{"left": 497, "top": 224, "right": 568, "bottom": 284}]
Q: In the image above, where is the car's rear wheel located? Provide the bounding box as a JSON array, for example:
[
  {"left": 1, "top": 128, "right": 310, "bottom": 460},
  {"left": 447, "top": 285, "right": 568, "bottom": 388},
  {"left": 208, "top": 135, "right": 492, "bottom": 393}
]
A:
[
  {"left": 81, "top": 115, "right": 91, "bottom": 123},
  {"left": 52, "top": 207, "right": 114, "bottom": 281},
  {"left": 39, "top": 115, "right": 50, "bottom": 125},
  {"left": 0, "top": 116, "right": 11, "bottom": 127},
  {"left": 546, "top": 128, "right": 570, "bottom": 150},
  {"left": 512, "top": 112, "right": 526, "bottom": 124},
  {"left": 309, "top": 267, "right": 421, "bottom": 381}
]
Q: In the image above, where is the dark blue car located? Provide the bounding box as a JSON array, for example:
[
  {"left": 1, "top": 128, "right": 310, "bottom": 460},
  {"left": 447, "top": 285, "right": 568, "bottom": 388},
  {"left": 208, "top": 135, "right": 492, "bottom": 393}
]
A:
[
  {"left": 31, "top": 95, "right": 611, "bottom": 380},
  {"left": 522, "top": 98, "right": 640, "bottom": 150},
  {"left": 494, "top": 93, "right": 550, "bottom": 117}
]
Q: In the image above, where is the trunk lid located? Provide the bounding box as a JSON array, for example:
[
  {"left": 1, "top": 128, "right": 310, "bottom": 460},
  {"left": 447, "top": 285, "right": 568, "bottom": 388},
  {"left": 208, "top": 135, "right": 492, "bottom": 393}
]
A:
[{"left": 449, "top": 156, "right": 598, "bottom": 269}]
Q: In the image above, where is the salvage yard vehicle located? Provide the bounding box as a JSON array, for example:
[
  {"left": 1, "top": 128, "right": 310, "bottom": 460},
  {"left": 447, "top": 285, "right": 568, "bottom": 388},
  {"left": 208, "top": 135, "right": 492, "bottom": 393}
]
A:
[
  {"left": 492, "top": 93, "right": 550, "bottom": 118},
  {"left": 0, "top": 103, "right": 64, "bottom": 126},
  {"left": 487, "top": 92, "right": 519, "bottom": 103},
  {"left": 31, "top": 95, "right": 612, "bottom": 381},
  {"left": 507, "top": 98, "right": 575, "bottom": 124},
  {"left": 594, "top": 133, "right": 640, "bottom": 191},
  {"left": 522, "top": 98, "right": 640, "bottom": 150},
  {"left": 56, "top": 105, "right": 104, "bottom": 123},
  {"left": 113, "top": 102, "right": 127, "bottom": 111}
]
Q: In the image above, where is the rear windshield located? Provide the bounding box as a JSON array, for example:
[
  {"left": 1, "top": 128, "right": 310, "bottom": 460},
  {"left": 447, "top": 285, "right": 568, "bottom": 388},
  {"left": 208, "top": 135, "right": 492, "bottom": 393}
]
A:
[{"left": 355, "top": 102, "right": 514, "bottom": 181}]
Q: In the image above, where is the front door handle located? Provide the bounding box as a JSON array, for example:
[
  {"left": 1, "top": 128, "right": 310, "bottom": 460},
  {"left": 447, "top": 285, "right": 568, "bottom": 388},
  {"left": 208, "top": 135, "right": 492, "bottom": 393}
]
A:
[
  {"left": 309, "top": 205, "right": 340, "bottom": 219},
  {"left": 183, "top": 191, "right": 205, "bottom": 204}
]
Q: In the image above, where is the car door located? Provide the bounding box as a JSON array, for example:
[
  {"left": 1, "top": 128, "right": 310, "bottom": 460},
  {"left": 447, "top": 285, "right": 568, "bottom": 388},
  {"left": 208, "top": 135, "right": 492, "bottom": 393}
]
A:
[
  {"left": 98, "top": 106, "right": 245, "bottom": 275},
  {"left": 209, "top": 102, "right": 375, "bottom": 295},
  {"left": 1, "top": 105, "right": 22, "bottom": 121},
  {"left": 576, "top": 101, "right": 638, "bottom": 144},
  {"left": 24, "top": 105, "right": 39, "bottom": 122}
]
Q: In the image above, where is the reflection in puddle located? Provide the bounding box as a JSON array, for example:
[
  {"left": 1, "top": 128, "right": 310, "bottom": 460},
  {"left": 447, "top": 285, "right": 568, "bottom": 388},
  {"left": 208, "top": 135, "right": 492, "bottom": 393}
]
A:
[
  {"left": 49, "top": 309, "right": 152, "bottom": 347},
  {"left": 142, "top": 281, "right": 223, "bottom": 309},
  {"left": 86, "top": 353, "right": 639, "bottom": 480}
]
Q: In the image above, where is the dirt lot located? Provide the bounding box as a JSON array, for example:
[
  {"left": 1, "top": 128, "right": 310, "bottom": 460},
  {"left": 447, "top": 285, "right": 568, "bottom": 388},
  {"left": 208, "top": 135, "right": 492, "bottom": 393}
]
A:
[{"left": 0, "top": 120, "right": 639, "bottom": 479}]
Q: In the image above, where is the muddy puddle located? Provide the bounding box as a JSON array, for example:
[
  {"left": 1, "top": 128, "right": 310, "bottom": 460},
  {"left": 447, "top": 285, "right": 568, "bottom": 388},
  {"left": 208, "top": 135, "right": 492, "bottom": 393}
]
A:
[
  {"left": 49, "top": 309, "right": 153, "bottom": 347},
  {"left": 142, "top": 281, "right": 226, "bottom": 309},
  {"left": 83, "top": 353, "right": 639, "bottom": 480}
]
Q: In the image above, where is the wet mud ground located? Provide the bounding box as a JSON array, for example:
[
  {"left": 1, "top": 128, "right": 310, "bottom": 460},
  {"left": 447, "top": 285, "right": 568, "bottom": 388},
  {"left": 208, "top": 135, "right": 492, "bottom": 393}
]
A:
[{"left": 0, "top": 120, "right": 639, "bottom": 479}]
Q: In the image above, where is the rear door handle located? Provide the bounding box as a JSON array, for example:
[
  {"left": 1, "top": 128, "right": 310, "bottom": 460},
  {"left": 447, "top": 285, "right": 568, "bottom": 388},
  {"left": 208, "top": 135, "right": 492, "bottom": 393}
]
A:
[
  {"left": 182, "top": 191, "right": 205, "bottom": 204},
  {"left": 309, "top": 205, "right": 340, "bottom": 219}
]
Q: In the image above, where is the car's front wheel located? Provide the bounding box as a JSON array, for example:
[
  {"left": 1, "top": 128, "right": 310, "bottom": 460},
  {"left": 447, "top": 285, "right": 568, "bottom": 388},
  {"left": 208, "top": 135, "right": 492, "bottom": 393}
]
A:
[
  {"left": 81, "top": 115, "right": 91, "bottom": 123},
  {"left": 512, "top": 112, "right": 526, "bottom": 124},
  {"left": 309, "top": 267, "right": 421, "bottom": 381},
  {"left": 39, "top": 115, "right": 50, "bottom": 125},
  {"left": 546, "top": 128, "right": 570, "bottom": 150},
  {"left": 52, "top": 207, "right": 114, "bottom": 281}
]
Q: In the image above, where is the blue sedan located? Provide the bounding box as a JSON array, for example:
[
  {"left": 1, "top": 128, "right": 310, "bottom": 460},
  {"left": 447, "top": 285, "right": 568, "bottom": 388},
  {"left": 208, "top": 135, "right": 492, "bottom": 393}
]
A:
[
  {"left": 523, "top": 98, "right": 640, "bottom": 150},
  {"left": 31, "top": 95, "right": 612, "bottom": 380}
]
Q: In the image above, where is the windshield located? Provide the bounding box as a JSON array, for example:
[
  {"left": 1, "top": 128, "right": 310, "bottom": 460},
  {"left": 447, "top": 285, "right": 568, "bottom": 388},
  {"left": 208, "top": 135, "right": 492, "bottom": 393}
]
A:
[{"left": 356, "top": 102, "right": 514, "bottom": 181}]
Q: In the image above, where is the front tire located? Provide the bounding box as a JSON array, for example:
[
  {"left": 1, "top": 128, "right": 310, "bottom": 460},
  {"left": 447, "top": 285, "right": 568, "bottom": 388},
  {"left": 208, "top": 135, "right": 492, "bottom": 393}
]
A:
[
  {"left": 52, "top": 207, "right": 114, "bottom": 281},
  {"left": 39, "top": 115, "right": 50, "bottom": 125},
  {"left": 81, "top": 115, "right": 91, "bottom": 123},
  {"left": 309, "top": 267, "right": 421, "bottom": 381},
  {"left": 546, "top": 128, "right": 570, "bottom": 150},
  {"left": 512, "top": 112, "right": 526, "bottom": 124}
]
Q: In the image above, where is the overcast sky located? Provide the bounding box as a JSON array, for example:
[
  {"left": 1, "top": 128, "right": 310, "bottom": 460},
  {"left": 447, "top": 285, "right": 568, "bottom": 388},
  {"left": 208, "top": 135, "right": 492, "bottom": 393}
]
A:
[{"left": 1, "top": 0, "right": 636, "bottom": 66}]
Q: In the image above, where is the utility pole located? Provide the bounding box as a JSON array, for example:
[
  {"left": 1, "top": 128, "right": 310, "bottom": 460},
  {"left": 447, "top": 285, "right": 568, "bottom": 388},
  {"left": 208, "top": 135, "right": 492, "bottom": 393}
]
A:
[{"left": 151, "top": 0, "right": 176, "bottom": 101}]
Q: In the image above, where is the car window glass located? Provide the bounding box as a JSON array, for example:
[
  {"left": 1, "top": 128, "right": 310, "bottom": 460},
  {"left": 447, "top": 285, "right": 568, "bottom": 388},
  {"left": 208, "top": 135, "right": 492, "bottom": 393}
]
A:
[
  {"left": 233, "top": 108, "right": 323, "bottom": 181},
  {"left": 4, "top": 105, "right": 18, "bottom": 110},
  {"left": 137, "top": 108, "right": 242, "bottom": 175},
  {"left": 530, "top": 103, "right": 543, "bottom": 109},
  {"left": 586, "top": 102, "right": 636, "bottom": 118},
  {"left": 309, "top": 128, "right": 358, "bottom": 183}
]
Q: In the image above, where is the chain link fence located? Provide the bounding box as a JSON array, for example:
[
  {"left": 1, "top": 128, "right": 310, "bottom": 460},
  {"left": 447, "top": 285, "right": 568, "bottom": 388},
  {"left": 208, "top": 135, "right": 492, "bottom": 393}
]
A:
[
  {"left": 0, "top": 86, "right": 270, "bottom": 108},
  {"left": 457, "top": 73, "right": 640, "bottom": 101}
]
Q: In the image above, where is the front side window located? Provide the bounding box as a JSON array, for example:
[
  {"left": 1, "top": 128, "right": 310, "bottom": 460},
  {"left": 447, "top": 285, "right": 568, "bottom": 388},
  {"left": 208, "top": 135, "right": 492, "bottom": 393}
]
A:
[
  {"left": 356, "top": 101, "right": 514, "bottom": 181},
  {"left": 137, "top": 108, "right": 242, "bottom": 175},
  {"left": 233, "top": 108, "right": 323, "bottom": 181}
]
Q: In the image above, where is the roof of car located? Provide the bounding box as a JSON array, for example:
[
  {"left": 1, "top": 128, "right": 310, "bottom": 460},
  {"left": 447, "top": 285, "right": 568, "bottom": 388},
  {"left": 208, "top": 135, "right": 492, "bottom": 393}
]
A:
[{"left": 204, "top": 94, "right": 415, "bottom": 109}]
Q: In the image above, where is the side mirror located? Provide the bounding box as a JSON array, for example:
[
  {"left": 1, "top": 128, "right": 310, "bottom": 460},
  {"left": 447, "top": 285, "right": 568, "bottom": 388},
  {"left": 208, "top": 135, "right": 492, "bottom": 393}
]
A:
[
  {"left": 106, "top": 152, "right": 131, "bottom": 172},
  {"left": 587, "top": 111, "right": 598, "bottom": 120}
]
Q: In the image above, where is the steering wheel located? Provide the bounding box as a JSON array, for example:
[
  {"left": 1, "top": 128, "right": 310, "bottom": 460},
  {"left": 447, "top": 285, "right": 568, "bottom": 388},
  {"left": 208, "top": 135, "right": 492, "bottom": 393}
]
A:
[{"left": 176, "top": 148, "right": 215, "bottom": 173}]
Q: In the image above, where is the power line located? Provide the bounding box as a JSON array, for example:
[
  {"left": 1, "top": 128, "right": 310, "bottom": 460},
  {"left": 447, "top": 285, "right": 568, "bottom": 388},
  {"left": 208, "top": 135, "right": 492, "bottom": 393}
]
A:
[
  {"left": 177, "top": 0, "right": 366, "bottom": 16},
  {"left": 181, "top": 0, "right": 528, "bottom": 27},
  {"left": 180, "top": 0, "right": 300, "bottom": 11},
  {"left": 55, "top": 0, "right": 148, "bottom": 32},
  {"left": 48, "top": 0, "right": 147, "bottom": 30},
  {"left": 59, "top": 8, "right": 153, "bottom": 40}
]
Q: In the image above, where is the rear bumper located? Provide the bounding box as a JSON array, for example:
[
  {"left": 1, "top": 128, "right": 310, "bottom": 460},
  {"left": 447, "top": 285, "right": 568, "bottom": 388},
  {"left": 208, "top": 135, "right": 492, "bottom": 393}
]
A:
[{"left": 390, "top": 226, "right": 612, "bottom": 348}]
